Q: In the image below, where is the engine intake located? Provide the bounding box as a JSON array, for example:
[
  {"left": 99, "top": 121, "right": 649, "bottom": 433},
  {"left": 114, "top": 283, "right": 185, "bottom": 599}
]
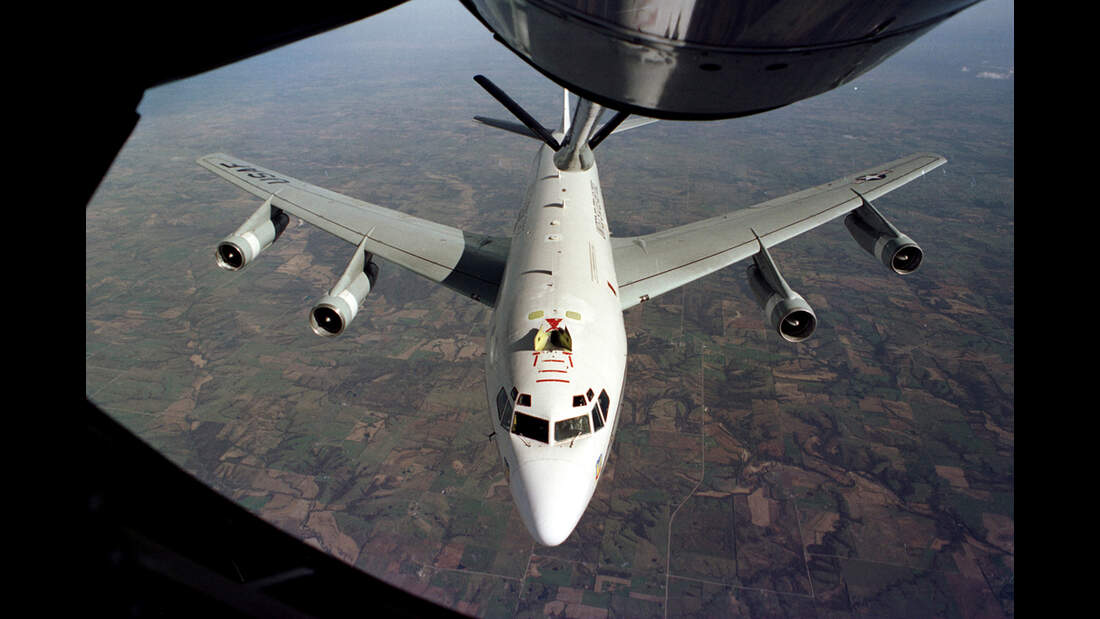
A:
[
  {"left": 215, "top": 197, "right": 289, "bottom": 271},
  {"left": 309, "top": 238, "right": 379, "bottom": 337},
  {"left": 746, "top": 233, "right": 817, "bottom": 343},
  {"left": 844, "top": 193, "right": 923, "bottom": 275}
]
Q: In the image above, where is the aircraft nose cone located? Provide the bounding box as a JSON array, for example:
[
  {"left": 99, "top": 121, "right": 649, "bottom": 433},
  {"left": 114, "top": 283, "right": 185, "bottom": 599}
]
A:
[{"left": 513, "top": 458, "right": 590, "bottom": 546}]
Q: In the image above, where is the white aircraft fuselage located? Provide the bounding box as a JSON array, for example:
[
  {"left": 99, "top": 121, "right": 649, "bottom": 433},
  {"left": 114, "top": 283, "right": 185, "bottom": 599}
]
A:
[
  {"left": 200, "top": 81, "right": 944, "bottom": 549},
  {"left": 485, "top": 135, "right": 626, "bottom": 546}
]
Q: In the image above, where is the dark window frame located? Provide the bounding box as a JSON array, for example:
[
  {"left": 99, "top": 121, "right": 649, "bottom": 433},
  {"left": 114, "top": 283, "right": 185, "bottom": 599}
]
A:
[
  {"left": 496, "top": 387, "right": 514, "bottom": 429},
  {"left": 591, "top": 403, "right": 605, "bottom": 431},
  {"left": 554, "top": 413, "right": 592, "bottom": 442},
  {"left": 512, "top": 411, "right": 549, "bottom": 443}
]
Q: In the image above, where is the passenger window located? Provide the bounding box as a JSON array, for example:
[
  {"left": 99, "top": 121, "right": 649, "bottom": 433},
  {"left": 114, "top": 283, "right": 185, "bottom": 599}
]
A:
[
  {"left": 496, "top": 387, "right": 513, "bottom": 428},
  {"left": 598, "top": 389, "right": 610, "bottom": 417},
  {"left": 512, "top": 411, "right": 549, "bottom": 443},
  {"left": 517, "top": 393, "right": 532, "bottom": 407},
  {"left": 573, "top": 394, "right": 587, "bottom": 407},
  {"left": 591, "top": 403, "right": 604, "bottom": 431},
  {"left": 555, "top": 414, "right": 591, "bottom": 442}
]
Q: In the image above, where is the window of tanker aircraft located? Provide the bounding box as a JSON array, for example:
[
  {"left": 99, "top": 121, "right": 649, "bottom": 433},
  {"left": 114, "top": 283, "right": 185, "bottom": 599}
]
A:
[
  {"left": 517, "top": 393, "right": 532, "bottom": 407},
  {"left": 598, "top": 389, "right": 610, "bottom": 418},
  {"left": 512, "top": 411, "right": 549, "bottom": 443},
  {"left": 586, "top": 388, "right": 594, "bottom": 402},
  {"left": 555, "top": 414, "right": 591, "bottom": 443},
  {"left": 573, "top": 394, "right": 587, "bottom": 407}
]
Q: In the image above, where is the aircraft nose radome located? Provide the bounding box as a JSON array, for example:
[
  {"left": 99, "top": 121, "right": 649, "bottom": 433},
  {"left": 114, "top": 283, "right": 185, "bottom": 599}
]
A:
[{"left": 515, "top": 459, "right": 589, "bottom": 546}]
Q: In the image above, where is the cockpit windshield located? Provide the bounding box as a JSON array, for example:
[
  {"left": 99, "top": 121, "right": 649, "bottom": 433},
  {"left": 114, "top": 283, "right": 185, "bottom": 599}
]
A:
[
  {"left": 512, "top": 411, "right": 549, "bottom": 443},
  {"left": 554, "top": 414, "right": 591, "bottom": 442},
  {"left": 504, "top": 382, "right": 610, "bottom": 444}
]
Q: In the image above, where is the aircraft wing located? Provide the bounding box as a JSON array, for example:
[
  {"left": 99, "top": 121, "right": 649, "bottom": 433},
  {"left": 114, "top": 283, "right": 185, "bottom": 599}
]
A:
[
  {"left": 198, "top": 153, "right": 510, "bottom": 306},
  {"left": 611, "top": 152, "right": 946, "bottom": 310}
]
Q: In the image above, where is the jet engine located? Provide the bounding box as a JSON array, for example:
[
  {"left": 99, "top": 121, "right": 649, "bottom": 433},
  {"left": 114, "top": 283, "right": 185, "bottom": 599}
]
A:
[
  {"left": 844, "top": 194, "right": 923, "bottom": 275},
  {"left": 310, "top": 238, "right": 379, "bottom": 337},
  {"left": 215, "top": 197, "right": 289, "bottom": 271},
  {"left": 746, "top": 235, "right": 817, "bottom": 343}
]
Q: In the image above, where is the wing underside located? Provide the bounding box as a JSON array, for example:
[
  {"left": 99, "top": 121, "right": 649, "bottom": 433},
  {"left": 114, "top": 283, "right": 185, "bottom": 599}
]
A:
[
  {"left": 611, "top": 152, "right": 946, "bottom": 310},
  {"left": 198, "top": 153, "right": 509, "bottom": 306}
]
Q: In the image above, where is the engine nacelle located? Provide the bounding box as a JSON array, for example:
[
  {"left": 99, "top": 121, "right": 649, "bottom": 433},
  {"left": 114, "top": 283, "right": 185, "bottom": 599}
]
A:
[
  {"left": 747, "top": 264, "right": 817, "bottom": 342},
  {"left": 310, "top": 241, "right": 379, "bottom": 337},
  {"left": 215, "top": 197, "right": 289, "bottom": 271},
  {"left": 844, "top": 194, "right": 923, "bottom": 275},
  {"left": 746, "top": 235, "right": 817, "bottom": 343}
]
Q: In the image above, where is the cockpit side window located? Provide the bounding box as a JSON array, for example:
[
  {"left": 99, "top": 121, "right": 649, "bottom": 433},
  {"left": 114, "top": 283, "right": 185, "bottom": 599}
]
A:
[
  {"left": 512, "top": 411, "right": 549, "bottom": 443},
  {"left": 572, "top": 394, "right": 587, "bottom": 407},
  {"left": 598, "top": 389, "right": 610, "bottom": 418},
  {"left": 555, "top": 414, "right": 591, "bottom": 442},
  {"left": 591, "top": 403, "right": 605, "bottom": 431},
  {"left": 517, "top": 393, "right": 532, "bottom": 407},
  {"left": 496, "top": 387, "right": 513, "bottom": 429}
]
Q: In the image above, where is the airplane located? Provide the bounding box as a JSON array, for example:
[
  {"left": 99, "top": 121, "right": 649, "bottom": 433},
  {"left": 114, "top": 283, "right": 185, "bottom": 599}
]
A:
[{"left": 199, "top": 75, "right": 945, "bottom": 546}]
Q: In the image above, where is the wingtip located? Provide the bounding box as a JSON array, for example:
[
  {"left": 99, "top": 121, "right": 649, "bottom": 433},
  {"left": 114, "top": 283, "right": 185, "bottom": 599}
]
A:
[
  {"left": 916, "top": 152, "right": 948, "bottom": 165},
  {"left": 198, "top": 152, "right": 231, "bottom": 164}
]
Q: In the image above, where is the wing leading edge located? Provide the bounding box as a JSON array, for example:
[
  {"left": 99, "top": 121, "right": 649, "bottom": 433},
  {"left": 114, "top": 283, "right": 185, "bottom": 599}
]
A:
[
  {"left": 611, "top": 152, "right": 946, "bottom": 310},
  {"left": 197, "top": 153, "right": 510, "bottom": 306}
]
